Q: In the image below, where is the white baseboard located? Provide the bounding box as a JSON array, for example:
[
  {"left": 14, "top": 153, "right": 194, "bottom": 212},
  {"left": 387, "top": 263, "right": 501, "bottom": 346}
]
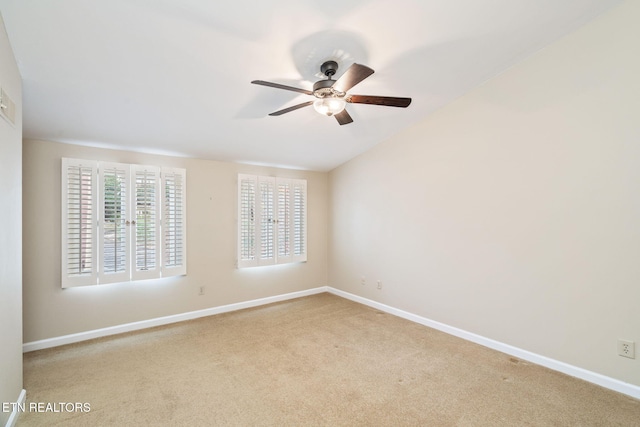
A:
[
  {"left": 4, "top": 389, "right": 26, "bottom": 427},
  {"left": 327, "top": 287, "right": 640, "bottom": 400},
  {"left": 23, "top": 287, "right": 328, "bottom": 353}
]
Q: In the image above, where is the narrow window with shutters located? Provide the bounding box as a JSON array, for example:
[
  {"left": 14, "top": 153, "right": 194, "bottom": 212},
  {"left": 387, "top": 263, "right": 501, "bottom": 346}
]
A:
[
  {"left": 62, "top": 158, "right": 98, "bottom": 288},
  {"left": 132, "top": 165, "right": 161, "bottom": 281},
  {"left": 238, "top": 175, "right": 257, "bottom": 268},
  {"left": 259, "top": 177, "right": 276, "bottom": 266},
  {"left": 237, "top": 174, "right": 307, "bottom": 268},
  {"left": 277, "top": 180, "right": 291, "bottom": 261},
  {"left": 61, "top": 158, "right": 186, "bottom": 287},
  {"left": 292, "top": 180, "right": 307, "bottom": 262},
  {"left": 99, "top": 162, "right": 130, "bottom": 284},
  {"left": 162, "top": 167, "right": 187, "bottom": 276}
]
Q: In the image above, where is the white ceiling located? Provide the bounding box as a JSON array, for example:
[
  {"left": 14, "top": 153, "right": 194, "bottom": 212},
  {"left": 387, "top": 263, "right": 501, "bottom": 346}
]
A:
[{"left": 0, "top": 0, "right": 621, "bottom": 171}]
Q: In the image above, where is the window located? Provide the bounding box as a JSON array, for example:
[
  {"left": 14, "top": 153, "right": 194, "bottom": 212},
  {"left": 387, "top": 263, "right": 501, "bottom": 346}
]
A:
[
  {"left": 238, "top": 174, "right": 307, "bottom": 268},
  {"left": 62, "top": 158, "right": 186, "bottom": 288}
]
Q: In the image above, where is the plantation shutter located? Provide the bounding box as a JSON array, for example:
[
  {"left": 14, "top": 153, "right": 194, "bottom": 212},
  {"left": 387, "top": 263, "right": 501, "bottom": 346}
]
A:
[
  {"left": 258, "top": 176, "right": 276, "bottom": 266},
  {"left": 276, "top": 178, "right": 306, "bottom": 264},
  {"left": 99, "top": 162, "right": 131, "bottom": 284},
  {"left": 62, "top": 159, "right": 187, "bottom": 286},
  {"left": 162, "top": 167, "right": 187, "bottom": 276},
  {"left": 292, "top": 179, "right": 307, "bottom": 262},
  {"left": 276, "top": 178, "right": 293, "bottom": 264},
  {"left": 61, "top": 158, "right": 98, "bottom": 288},
  {"left": 238, "top": 174, "right": 257, "bottom": 268},
  {"left": 276, "top": 179, "right": 292, "bottom": 264},
  {"left": 237, "top": 174, "right": 307, "bottom": 268},
  {"left": 132, "top": 165, "right": 161, "bottom": 281}
]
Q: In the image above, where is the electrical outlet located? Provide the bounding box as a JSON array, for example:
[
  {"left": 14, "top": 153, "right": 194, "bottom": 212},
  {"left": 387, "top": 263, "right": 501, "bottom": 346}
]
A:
[
  {"left": 618, "top": 340, "right": 635, "bottom": 359},
  {"left": 377, "top": 280, "right": 382, "bottom": 290},
  {"left": 199, "top": 286, "right": 205, "bottom": 296}
]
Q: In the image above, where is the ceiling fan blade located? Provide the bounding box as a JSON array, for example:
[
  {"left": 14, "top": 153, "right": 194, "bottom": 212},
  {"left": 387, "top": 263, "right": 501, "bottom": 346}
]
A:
[
  {"left": 251, "top": 80, "right": 313, "bottom": 96},
  {"left": 346, "top": 95, "right": 412, "bottom": 108},
  {"left": 268, "top": 101, "right": 314, "bottom": 116},
  {"left": 334, "top": 109, "right": 353, "bottom": 126},
  {"left": 332, "top": 63, "right": 374, "bottom": 93}
]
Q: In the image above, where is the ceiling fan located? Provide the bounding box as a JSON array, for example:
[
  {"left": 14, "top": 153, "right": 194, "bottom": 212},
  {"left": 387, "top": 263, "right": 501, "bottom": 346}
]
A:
[{"left": 251, "top": 61, "right": 411, "bottom": 125}]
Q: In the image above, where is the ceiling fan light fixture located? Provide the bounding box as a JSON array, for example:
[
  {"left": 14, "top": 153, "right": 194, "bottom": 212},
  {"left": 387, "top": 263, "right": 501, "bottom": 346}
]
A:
[{"left": 313, "top": 97, "right": 346, "bottom": 116}]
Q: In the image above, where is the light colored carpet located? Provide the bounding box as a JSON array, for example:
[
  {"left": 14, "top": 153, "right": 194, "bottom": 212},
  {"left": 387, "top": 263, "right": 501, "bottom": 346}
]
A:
[{"left": 18, "top": 293, "right": 640, "bottom": 426}]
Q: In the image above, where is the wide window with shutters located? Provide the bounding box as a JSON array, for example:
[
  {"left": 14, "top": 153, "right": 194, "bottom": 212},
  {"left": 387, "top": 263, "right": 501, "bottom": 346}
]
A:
[
  {"left": 237, "top": 174, "right": 307, "bottom": 268},
  {"left": 61, "top": 158, "right": 186, "bottom": 288}
]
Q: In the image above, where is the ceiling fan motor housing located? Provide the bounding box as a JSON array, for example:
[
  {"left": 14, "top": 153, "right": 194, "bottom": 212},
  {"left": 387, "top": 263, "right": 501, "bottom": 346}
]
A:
[{"left": 313, "top": 79, "right": 340, "bottom": 97}]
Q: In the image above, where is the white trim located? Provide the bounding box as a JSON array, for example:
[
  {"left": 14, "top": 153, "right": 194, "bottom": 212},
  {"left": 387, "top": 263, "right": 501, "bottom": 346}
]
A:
[
  {"left": 23, "top": 287, "right": 328, "bottom": 353},
  {"left": 326, "top": 287, "right": 640, "bottom": 400},
  {"left": 5, "top": 389, "right": 26, "bottom": 427}
]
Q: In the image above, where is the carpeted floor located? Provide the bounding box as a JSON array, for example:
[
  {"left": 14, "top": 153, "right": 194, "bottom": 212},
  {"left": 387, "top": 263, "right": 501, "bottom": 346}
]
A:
[{"left": 18, "top": 293, "right": 640, "bottom": 426}]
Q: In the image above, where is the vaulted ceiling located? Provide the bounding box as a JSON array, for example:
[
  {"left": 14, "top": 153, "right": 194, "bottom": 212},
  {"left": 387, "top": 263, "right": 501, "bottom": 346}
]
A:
[{"left": 0, "top": 0, "right": 621, "bottom": 170}]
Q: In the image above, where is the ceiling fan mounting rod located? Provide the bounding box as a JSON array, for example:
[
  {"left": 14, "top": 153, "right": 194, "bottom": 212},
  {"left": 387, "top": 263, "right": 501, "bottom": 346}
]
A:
[{"left": 320, "top": 60, "right": 338, "bottom": 78}]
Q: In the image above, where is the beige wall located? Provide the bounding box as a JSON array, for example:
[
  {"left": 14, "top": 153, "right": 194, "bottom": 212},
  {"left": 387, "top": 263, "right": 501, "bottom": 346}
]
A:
[
  {"left": 329, "top": 1, "right": 640, "bottom": 386},
  {"left": 22, "top": 140, "right": 328, "bottom": 343},
  {"left": 0, "top": 12, "right": 23, "bottom": 425}
]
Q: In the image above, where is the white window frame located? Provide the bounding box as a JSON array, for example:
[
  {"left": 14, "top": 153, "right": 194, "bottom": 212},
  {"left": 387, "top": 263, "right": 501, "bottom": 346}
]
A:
[
  {"left": 61, "top": 158, "right": 187, "bottom": 288},
  {"left": 237, "top": 174, "right": 307, "bottom": 268}
]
